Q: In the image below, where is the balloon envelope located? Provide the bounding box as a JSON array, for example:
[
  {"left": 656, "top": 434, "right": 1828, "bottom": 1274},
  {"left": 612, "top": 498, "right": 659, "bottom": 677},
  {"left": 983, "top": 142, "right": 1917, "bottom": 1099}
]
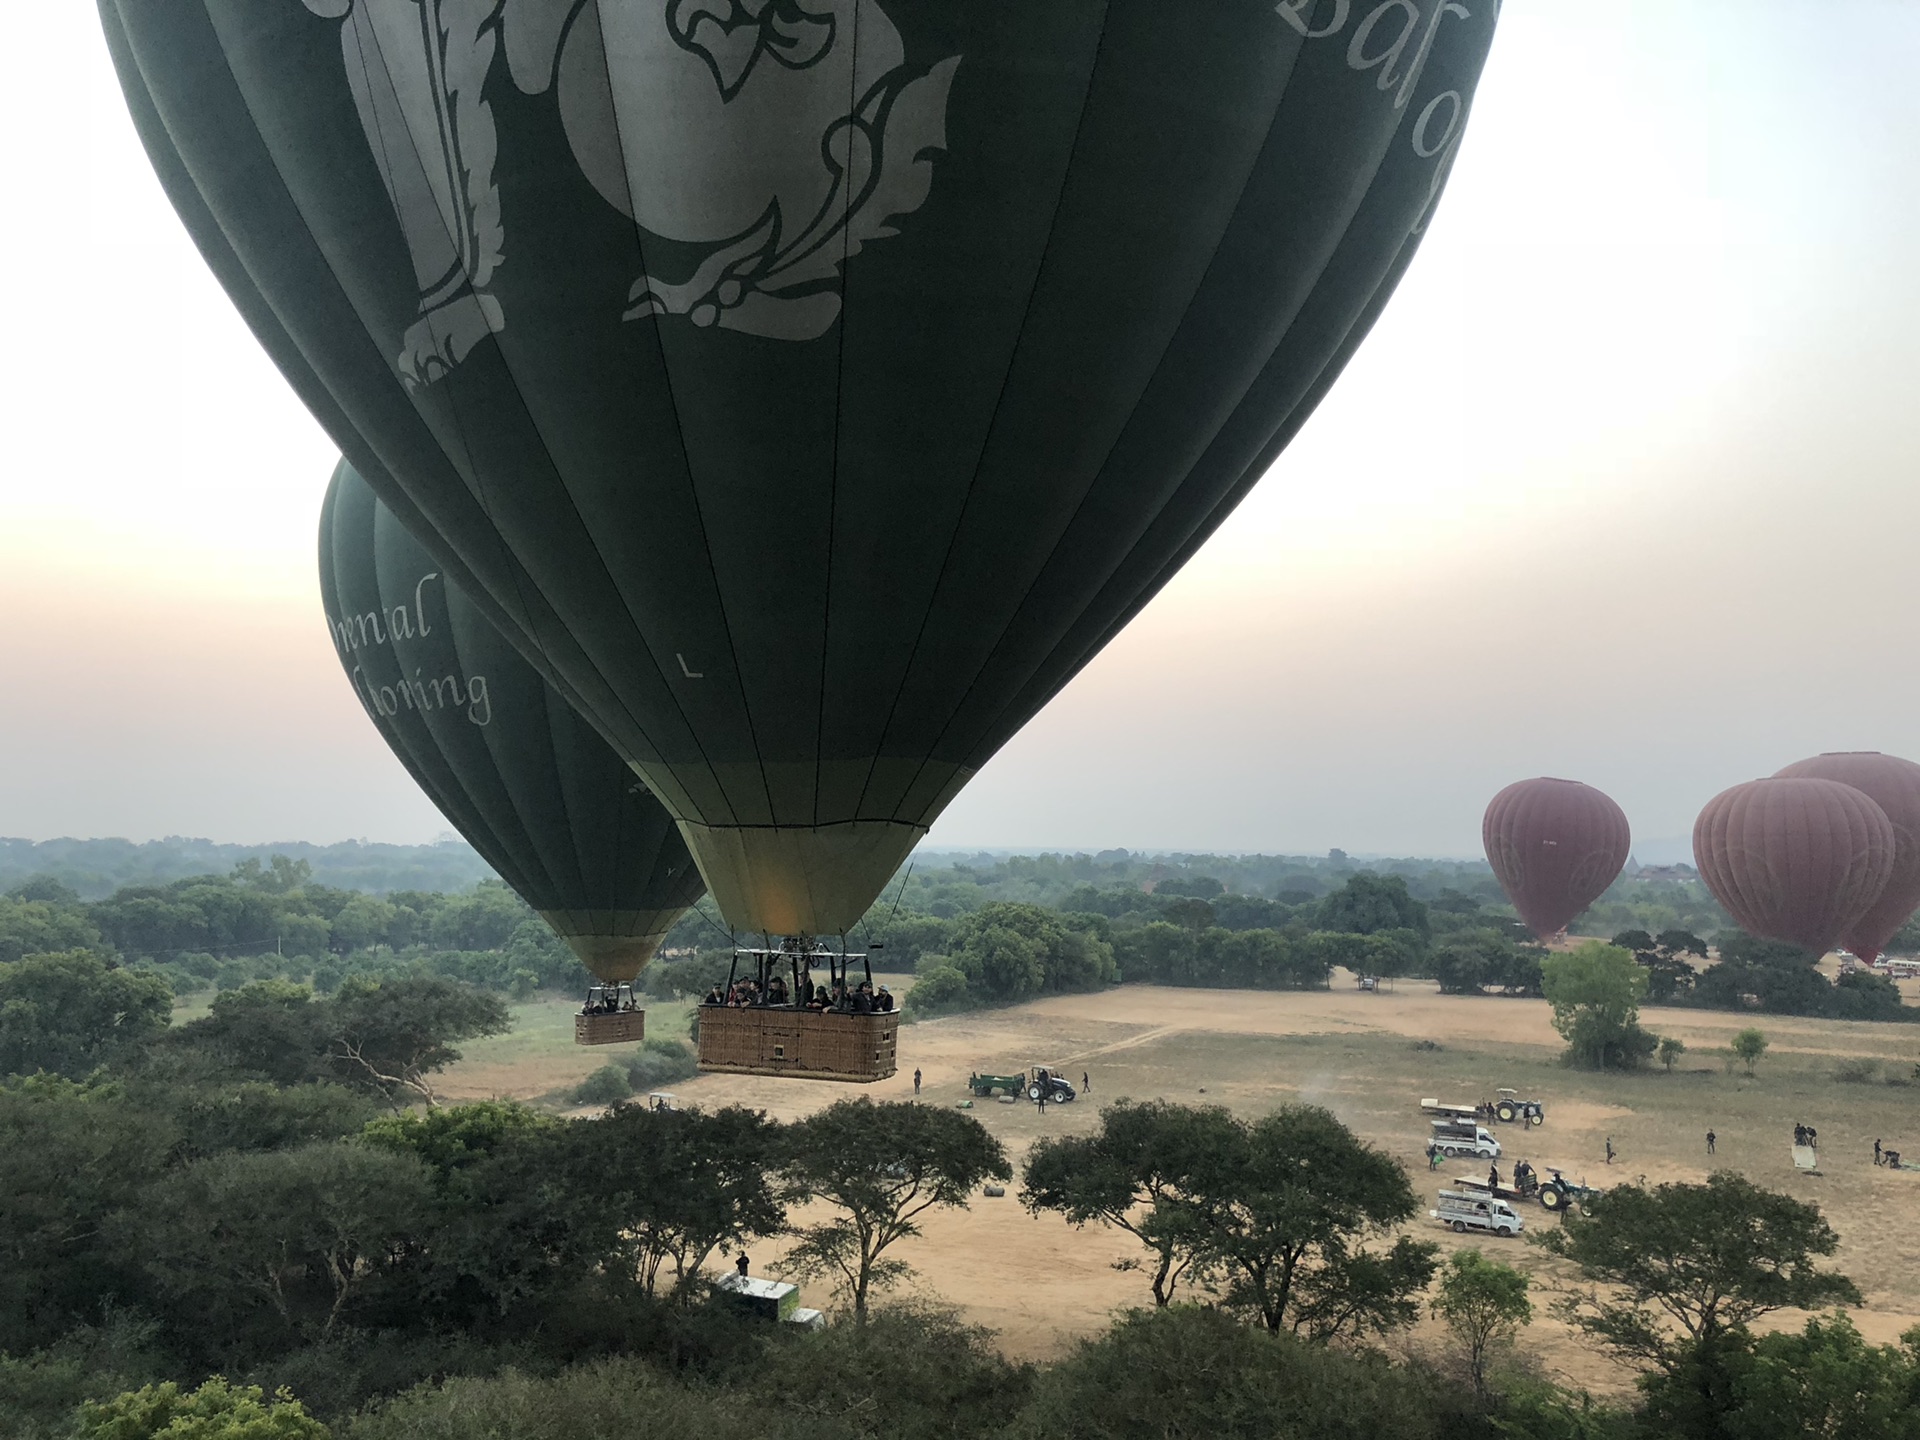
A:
[
  {"left": 1482, "top": 778, "right": 1631, "bottom": 940},
  {"left": 1774, "top": 752, "right": 1920, "bottom": 962},
  {"left": 1692, "top": 778, "right": 1895, "bottom": 958},
  {"left": 320, "top": 460, "right": 704, "bottom": 981},
  {"left": 105, "top": 1, "right": 1499, "bottom": 933}
]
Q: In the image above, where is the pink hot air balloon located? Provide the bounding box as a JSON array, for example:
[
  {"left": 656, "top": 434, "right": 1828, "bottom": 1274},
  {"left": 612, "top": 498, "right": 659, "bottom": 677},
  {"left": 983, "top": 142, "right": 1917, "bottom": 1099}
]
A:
[
  {"left": 1693, "top": 777, "right": 1895, "bottom": 957},
  {"left": 1775, "top": 752, "right": 1920, "bottom": 962},
  {"left": 1483, "top": 779, "right": 1632, "bottom": 940}
]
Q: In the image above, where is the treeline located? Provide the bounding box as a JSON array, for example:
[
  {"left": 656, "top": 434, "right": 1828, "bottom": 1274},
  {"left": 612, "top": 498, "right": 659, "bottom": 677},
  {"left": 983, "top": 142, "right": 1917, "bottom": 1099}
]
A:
[
  {"left": 0, "top": 837, "right": 495, "bottom": 900},
  {"left": 1, "top": 861, "right": 593, "bottom": 1000},
  {"left": 818, "top": 868, "right": 1909, "bottom": 1029}
]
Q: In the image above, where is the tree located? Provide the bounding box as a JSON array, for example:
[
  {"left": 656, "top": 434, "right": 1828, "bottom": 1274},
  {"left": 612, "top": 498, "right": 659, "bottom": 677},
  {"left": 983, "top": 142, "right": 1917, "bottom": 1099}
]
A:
[
  {"left": 581, "top": 1105, "right": 787, "bottom": 1299},
  {"left": 783, "top": 1098, "right": 1009, "bottom": 1318},
  {"left": 323, "top": 975, "right": 510, "bottom": 1106},
  {"left": 1190, "top": 1106, "right": 1437, "bottom": 1340},
  {"left": 0, "top": 1077, "right": 175, "bottom": 1354},
  {"left": 906, "top": 962, "right": 973, "bottom": 1015},
  {"left": 1659, "top": 1036, "right": 1687, "bottom": 1073},
  {"left": 136, "top": 1140, "right": 433, "bottom": 1349},
  {"left": 1730, "top": 1028, "right": 1768, "bottom": 1074},
  {"left": 1540, "top": 943, "right": 1655, "bottom": 1069},
  {"left": 1723, "top": 1312, "right": 1920, "bottom": 1440},
  {"left": 76, "top": 1378, "right": 329, "bottom": 1440},
  {"left": 1535, "top": 1174, "right": 1861, "bottom": 1434},
  {"left": 1011, "top": 1306, "right": 1444, "bottom": 1440},
  {"left": 1022, "top": 1098, "right": 1242, "bottom": 1308},
  {"left": 0, "top": 950, "right": 172, "bottom": 1079},
  {"left": 1431, "top": 1249, "right": 1532, "bottom": 1401},
  {"left": 1315, "top": 873, "right": 1429, "bottom": 937},
  {"left": 947, "top": 903, "right": 1116, "bottom": 1002},
  {"left": 0, "top": 895, "right": 103, "bottom": 965},
  {"left": 170, "top": 980, "right": 335, "bottom": 1086}
]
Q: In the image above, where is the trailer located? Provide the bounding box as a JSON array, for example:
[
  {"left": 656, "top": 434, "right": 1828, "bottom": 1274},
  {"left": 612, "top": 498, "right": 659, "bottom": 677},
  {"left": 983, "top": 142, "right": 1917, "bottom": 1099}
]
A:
[{"left": 1449, "top": 1164, "right": 1596, "bottom": 1213}]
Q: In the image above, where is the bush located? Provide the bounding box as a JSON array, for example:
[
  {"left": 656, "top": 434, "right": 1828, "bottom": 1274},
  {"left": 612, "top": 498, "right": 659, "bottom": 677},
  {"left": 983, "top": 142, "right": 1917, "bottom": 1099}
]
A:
[
  {"left": 570, "top": 1065, "right": 633, "bottom": 1106},
  {"left": 77, "top": 1377, "right": 330, "bottom": 1440},
  {"left": 1012, "top": 1307, "right": 1454, "bottom": 1440},
  {"left": 906, "top": 963, "right": 973, "bottom": 1016},
  {"left": 1833, "top": 1058, "right": 1880, "bottom": 1084},
  {"left": 622, "top": 1038, "right": 697, "bottom": 1091}
]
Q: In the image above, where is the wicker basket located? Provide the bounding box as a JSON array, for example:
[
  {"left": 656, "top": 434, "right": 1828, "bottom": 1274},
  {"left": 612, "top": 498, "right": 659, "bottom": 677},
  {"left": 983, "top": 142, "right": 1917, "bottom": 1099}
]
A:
[
  {"left": 697, "top": 1007, "right": 898, "bottom": 1082},
  {"left": 575, "top": 1010, "right": 646, "bottom": 1046}
]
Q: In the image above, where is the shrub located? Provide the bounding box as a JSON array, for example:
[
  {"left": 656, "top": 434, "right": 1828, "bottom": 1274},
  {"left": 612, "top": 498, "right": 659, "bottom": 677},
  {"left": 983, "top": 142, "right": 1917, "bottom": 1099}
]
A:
[
  {"left": 77, "top": 1377, "right": 329, "bottom": 1440},
  {"left": 623, "top": 1038, "right": 697, "bottom": 1091},
  {"left": 1833, "top": 1058, "right": 1880, "bottom": 1084},
  {"left": 571, "top": 1065, "right": 633, "bottom": 1106},
  {"left": 907, "top": 963, "right": 973, "bottom": 1016}
]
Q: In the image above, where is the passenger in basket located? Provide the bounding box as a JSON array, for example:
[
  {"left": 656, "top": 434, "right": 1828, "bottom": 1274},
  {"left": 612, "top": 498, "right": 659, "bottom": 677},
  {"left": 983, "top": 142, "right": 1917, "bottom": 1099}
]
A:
[
  {"left": 876, "top": 986, "right": 894, "bottom": 1012},
  {"left": 704, "top": 985, "right": 725, "bottom": 1006}
]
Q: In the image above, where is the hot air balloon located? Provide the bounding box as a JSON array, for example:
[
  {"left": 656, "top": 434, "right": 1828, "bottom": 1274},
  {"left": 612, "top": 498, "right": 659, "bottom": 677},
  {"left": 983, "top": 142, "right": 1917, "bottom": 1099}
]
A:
[
  {"left": 1482, "top": 779, "right": 1632, "bottom": 940},
  {"left": 1774, "top": 752, "right": 1920, "bottom": 963},
  {"left": 1693, "top": 778, "right": 1895, "bottom": 958},
  {"left": 103, "top": 2, "right": 1501, "bottom": 948},
  {"left": 320, "top": 460, "right": 705, "bottom": 1042}
]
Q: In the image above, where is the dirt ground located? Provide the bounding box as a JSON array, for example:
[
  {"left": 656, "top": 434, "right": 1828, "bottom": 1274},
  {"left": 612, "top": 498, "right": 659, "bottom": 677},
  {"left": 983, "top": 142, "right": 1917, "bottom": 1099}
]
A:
[{"left": 441, "top": 978, "right": 1920, "bottom": 1395}]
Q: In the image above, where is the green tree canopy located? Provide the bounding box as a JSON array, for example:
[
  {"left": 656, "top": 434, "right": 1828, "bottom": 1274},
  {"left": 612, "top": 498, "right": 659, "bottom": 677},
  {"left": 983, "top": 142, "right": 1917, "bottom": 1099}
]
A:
[
  {"left": 134, "top": 1140, "right": 434, "bottom": 1351},
  {"left": 0, "top": 950, "right": 172, "bottom": 1079},
  {"left": 783, "top": 1099, "right": 1010, "bottom": 1318},
  {"left": 77, "top": 1377, "right": 329, "bottom": 1440},
  {"left": 947, "top": 903, "right": 1116, "bottom": 1003},
  {"left": 1022, "top": 1098, "right": 1243, "bottom": 1308},
  {"left": 1730, "top": 1028, "right": 1768, "bottom": 1073},
  {"left": 1190, "top": 1105, "right": 1437, "bottom": 1340},
  {"left": 1540, "top": 942, "right": 1655, "bottom": 1069},
  {"left": 1535, "top": 1173, "right": 1862, "bottom": 1433},
  {"left": 1315, "top": 874, "right": 1430, "bottom": 938},
  {"left": 1431, "top": 1249, "right": 1532, "bottom": 1400}
]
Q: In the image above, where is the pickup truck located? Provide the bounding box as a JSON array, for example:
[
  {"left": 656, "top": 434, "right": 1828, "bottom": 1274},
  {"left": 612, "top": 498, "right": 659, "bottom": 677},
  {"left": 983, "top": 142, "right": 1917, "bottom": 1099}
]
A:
[{"left": 1431, "top": 1188, "right": 1524, "bottom": 1236}]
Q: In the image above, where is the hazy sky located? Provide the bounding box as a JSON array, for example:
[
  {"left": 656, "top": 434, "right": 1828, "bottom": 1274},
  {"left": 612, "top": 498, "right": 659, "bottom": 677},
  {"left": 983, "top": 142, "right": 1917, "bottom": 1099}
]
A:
[{"left": 3, "top": 3, "right": 1918, "bottom": 860}]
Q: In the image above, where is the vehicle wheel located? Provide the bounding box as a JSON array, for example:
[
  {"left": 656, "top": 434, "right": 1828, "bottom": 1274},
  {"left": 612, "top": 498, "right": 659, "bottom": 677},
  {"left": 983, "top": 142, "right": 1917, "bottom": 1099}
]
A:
[
  {"left": 1528, "top": 1112, "right": 1545, "bottom": 1127},
  {"left": 1452, "top": 1220, "right": 1468, "bottom": 1233},
  {"left": 1539, "top": 1187, "right": 1564, "bottom": 1211},
  {"left": 1028, "top": 1085, "right": 1043, "bottom": 1102},
  {"left": 1496, "top": 1102, "right": 1517, "bottom": 1123}
]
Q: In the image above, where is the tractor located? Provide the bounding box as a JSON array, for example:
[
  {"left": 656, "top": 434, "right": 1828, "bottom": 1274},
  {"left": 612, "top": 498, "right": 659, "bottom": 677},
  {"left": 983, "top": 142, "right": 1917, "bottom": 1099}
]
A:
[
  {"left": 1531, "top": 1166, "right": 1600, "bottom": 1212},
  {"left": 1492, "top": 1088, "right": 1546, "bottom": 1126},
  {"left": 1027, "top": 1066, "right": 1077, "bottom": 1103}
]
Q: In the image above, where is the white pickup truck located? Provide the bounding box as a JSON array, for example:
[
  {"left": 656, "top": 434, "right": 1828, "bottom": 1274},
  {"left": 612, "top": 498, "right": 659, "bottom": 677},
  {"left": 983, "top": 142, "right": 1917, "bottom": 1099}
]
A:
[
  {"left": 1428, "top": 1120, "right": 1502, "bottom": 1159},
  {"left": 1431, "top": 1188, "right": 1524, "bottom": 1236}
]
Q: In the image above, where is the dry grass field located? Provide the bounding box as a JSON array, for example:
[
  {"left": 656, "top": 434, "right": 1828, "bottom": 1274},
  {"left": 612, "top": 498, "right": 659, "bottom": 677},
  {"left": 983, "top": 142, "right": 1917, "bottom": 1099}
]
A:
[{"left": 440, "top": 977, "right": 1920, "bottom": 1396}]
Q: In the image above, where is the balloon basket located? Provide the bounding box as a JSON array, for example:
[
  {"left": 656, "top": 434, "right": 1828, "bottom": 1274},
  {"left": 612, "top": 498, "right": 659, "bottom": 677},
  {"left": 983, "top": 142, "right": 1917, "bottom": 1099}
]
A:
[
  {"left": 576, "top": 1010, "right": 646, "bottom": 1046},
  {"left": 697, "top": 1007, "right": 898, "bottom": 1083}
]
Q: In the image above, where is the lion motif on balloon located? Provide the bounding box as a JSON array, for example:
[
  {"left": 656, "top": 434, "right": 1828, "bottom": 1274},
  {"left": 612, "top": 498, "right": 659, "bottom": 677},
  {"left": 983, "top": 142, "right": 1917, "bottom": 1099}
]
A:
[{"left": 300, "top": 0, "right": 960, "bottom": 384}]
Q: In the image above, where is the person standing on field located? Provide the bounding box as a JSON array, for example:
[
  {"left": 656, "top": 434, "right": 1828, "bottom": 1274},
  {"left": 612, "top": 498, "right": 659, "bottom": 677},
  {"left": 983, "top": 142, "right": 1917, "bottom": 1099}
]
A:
[
  {"left": 1706, "top": 1129, "right": 1716, "bottom": 1156},
  {"left": 913, "top": 1067, "right": 922, "bottom": 1097},
  {"left": 1605, "top": 1137, "right": 1616, "bottom": 1166}
]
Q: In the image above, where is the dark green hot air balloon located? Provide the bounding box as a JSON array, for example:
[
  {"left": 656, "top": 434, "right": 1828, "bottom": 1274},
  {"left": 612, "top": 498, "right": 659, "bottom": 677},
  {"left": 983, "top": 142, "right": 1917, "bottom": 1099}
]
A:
[
  {"left": 320, "top": 459, "right": 704, "bottom": 984},
  {"left": 108, "top": 0, "right": 1500, "bottom": 937}
]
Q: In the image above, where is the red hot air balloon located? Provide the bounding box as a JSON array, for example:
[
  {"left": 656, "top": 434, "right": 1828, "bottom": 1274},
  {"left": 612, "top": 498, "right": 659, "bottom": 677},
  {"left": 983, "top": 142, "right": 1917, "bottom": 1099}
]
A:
[
  {"left": 1773, "top": 752, "right": 1920, "bottom": 962},
  {"left": 1693, "top": 778, "right": 1895, "bottom": 957},
  {"left": 1483, "top": 779, "right": 1632, "bottom": 940}
]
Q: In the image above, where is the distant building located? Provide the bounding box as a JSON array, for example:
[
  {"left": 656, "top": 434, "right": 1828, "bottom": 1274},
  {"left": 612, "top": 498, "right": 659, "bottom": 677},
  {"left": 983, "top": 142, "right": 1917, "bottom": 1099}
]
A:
[{"left": 1632, "top": 864, "right": 1698, "bottom": 882}]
